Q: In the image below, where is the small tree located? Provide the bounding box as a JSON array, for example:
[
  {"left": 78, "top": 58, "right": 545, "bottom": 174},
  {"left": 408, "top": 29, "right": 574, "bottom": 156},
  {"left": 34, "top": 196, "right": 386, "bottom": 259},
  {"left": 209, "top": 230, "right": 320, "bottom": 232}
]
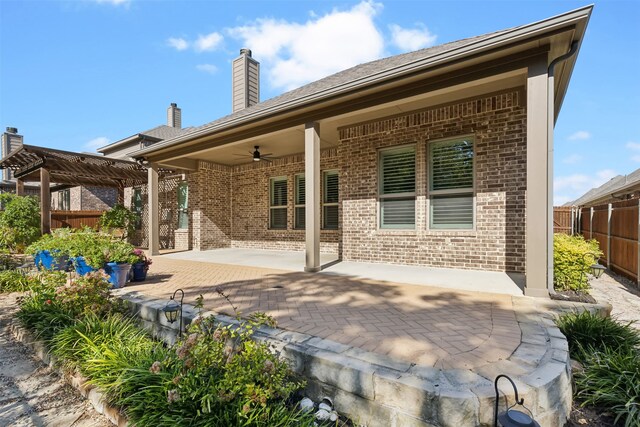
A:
[
  {"left": 99, "top": 204, "right": 137, "bottom": 240},
  {"left": 0, "top": 193, "right": 41, "bottom": 252}
]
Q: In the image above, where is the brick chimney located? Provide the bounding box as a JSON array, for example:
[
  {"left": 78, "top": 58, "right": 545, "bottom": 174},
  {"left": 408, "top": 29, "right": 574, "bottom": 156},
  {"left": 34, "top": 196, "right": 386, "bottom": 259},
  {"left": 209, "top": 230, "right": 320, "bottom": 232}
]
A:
[
  {"left": 167, "top": 103, "right": 182, "bottom": 128},
  {"left": 1, "top": 127, "right": 23, "bottom": 181},
  {"left": 232, "top": 48, "right": 260, "bottom": 113}
]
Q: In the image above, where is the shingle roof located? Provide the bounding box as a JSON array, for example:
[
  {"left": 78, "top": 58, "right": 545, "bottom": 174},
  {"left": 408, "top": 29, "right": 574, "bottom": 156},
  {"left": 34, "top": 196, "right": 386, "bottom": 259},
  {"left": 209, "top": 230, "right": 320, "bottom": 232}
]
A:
[
  {"left": 141, "top": 125, "right": 190, "bottom": 140},
  {"left": 570, "top": 168, "right": 640, "bottom": 206},
  {"left": 163, "top": 29, "right": 512, "bottom": 141}
]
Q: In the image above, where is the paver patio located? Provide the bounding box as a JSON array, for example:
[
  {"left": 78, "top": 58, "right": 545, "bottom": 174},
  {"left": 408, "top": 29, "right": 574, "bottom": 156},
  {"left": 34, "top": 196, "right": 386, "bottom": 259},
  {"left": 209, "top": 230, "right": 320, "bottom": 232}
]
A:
[{"left": 120, "top": 255, "right": 524, "bottom": 369}]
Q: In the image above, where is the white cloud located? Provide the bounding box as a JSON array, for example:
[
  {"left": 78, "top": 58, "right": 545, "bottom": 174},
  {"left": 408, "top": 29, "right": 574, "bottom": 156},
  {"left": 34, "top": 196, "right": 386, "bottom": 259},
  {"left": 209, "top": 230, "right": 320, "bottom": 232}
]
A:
[
  {"left": 568, "top": 130, "right": 591, "bottom": 141},
  {"left": 167, "top": 37, "right": 189, "bottom": 51},
  {"left": 196, "top": 64, "right": 218, "bottom": 74},
  {"left": 632, "top": 155, "right": 640, "bottom": 163},
  {"left": 227, "top": 0, "right": 386, "bottom": 91},
  {"left": 389, "top": 23, "right": 437, "bottom": 51},
  {"left": 626, "top": 141, "right": 640, "bottom": 151},
  {"left": 83, "top": 136, "right": 110, "bottom": 151},
  {"left": 194, "top": 32, "right": 223, "bottom": 52},
  {"left": 91, "top": 0, "right": 130, "bottom": 6},
  {"left": 554, "top": 169, "right": 617, "bottom": 205},
  {"left": 562, "top": 154, "right": 582, "bottom": 164}
]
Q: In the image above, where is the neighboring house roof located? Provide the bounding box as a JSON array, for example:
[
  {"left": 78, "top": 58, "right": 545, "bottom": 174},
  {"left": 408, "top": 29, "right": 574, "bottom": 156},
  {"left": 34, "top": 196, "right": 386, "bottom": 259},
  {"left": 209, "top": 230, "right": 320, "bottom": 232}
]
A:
[
  {"left": 570, "top": 168, "right": 640, "bottom": 207},
  {"left": 131, "top": 5, "right": 592, "bottom": 160},
  {"left": 98, "top": 125, "right": 191, "bottom": 154}
]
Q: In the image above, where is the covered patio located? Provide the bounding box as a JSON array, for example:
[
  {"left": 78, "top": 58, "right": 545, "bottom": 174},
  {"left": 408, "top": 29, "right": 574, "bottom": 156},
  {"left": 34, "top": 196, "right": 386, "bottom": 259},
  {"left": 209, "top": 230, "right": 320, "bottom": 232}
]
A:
[{"left": 119, "top": 252, "right": 527, "bottom": 369}]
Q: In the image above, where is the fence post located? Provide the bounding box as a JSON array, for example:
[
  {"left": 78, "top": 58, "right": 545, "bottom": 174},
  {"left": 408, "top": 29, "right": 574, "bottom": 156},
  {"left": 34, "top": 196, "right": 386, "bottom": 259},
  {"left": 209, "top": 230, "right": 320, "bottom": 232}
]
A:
[
  {"left": 607, "top": 203, "right": 612, "bottom": 269},
  {"left": 590, "top": 207, "right": 594, "bottom": 240},
  {"left": 570, "top": 207, "right": 575, "bottom": 235},
  {"left": 637, "top": 200, "right": 640, "bottom": 287}
]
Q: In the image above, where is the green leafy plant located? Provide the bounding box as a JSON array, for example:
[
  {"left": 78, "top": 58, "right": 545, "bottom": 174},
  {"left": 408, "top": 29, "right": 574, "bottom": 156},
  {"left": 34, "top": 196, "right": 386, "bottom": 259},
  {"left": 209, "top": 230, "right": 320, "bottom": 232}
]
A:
[
  {"left": 553, "top": 233, "right": 603, "bottom": 292},
  {"left": 0, "top": 193, "right": 40, "bottom": 252},
  {"left": 0, "top": 270, "right": 38, "bottom": 293},
  {"left": 103, "top": 240, "right": 138, "bottom": 265},
  {"left": 557, "top": 310, "right": 640, "bottom": 363},
  {"left": 99, "top": 204, "right": 137, "bottom": 240},
  {"left": 575, "top": 347, "right": 640, "bottom": 427}
]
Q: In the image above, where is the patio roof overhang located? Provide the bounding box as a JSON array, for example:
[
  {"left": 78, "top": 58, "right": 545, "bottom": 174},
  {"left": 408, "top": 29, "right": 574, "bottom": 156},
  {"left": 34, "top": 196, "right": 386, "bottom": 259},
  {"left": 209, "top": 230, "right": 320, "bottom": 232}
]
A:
[{"left": 0, "top": 144, "right": 158, "bottom": 187}]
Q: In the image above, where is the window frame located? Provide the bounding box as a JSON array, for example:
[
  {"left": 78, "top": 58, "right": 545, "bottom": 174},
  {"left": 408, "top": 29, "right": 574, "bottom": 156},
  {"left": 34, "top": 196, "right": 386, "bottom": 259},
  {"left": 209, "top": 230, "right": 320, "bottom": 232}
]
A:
[
  {"left": 177, "top": 181, "right": 189, "bottom": 230},
  {"left": 269, "top": 176, "right": 288, "bottom": 230},
  {"left": 428, "top": 136, "right": 476, "bottom": 230},
  {"left": 58, "top": 189, "right": 70, "bottom": 211},
  {"left": 322, "top": 170, "right": 339, "bottom": 230},
  {"left": 378, "top": 144, "right": 417, "bottom": 229},
  {"left": 294, "top": 174, "right": 305, "bottom": 230}
]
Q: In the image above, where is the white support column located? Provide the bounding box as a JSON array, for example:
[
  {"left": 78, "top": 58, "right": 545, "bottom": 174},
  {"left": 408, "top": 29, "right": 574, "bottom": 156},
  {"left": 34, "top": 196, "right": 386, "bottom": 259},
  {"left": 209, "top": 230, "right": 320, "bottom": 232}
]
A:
[
  {"left": 525, "top": 56, "right": 551, "bottom": 298},
  {"left": 40, "top": 169, "right": 50, "bottom": 235},
  {"left": 148, "top": 162, "right": 160, "bottom": 256},
  {"left": 304, "top": 122, "right": 321, "bottom": 272}
]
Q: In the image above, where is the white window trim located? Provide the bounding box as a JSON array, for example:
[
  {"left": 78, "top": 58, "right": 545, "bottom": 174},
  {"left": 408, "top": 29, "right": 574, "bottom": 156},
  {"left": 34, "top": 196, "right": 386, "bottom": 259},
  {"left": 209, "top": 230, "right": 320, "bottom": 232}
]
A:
[
  {"left": 269, "top": 176, "right": 288, "bottom": 230},
  {"left": 378, "top": 144, "right": 417, "bottom": 230},
  {"left": 427, "top": 135, "right": 476, "bottom": 231}
]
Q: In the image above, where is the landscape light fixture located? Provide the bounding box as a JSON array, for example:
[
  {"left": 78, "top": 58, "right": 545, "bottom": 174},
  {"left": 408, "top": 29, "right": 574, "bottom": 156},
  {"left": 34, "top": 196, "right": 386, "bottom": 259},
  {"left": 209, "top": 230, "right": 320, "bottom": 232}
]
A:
[
  {"left": 494, "top": 374, "right": 539, "bottom": 427},
  {"left": 162, "top": 288, "right": 185, "bottom": 337},
  {"left": 590, "top": 263, "right": 606, "bottom": 279}
]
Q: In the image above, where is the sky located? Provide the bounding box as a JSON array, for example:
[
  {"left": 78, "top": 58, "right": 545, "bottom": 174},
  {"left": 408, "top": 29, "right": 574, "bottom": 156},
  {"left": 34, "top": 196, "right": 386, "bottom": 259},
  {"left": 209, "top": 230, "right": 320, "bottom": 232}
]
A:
[{"left": 1, "top": 0, "right": 638, "bottom": 205}]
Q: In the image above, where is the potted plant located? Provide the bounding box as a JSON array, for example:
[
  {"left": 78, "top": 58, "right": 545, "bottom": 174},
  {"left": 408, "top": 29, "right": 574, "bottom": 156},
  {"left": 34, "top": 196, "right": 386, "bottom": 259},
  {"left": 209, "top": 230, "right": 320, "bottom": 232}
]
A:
[
  {"left": 66, "top": 228, "right": 111, "bottom": 275},
  {"left": 98, "top": 204, "right": 137, "bottom": 240},
  {"left": 130, "top": 248, "right": 152, "bottom": 282},
  {"left": 26, "top": 229, "right": 72, "bottom": 271},
  {"left": 102, "top": 240, "right": 138, "bottom": 288}
]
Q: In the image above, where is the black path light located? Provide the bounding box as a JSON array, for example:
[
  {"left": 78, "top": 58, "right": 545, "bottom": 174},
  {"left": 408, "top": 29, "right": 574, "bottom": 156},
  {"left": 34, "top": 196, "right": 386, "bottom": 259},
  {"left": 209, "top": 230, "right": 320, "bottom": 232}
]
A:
[
  {"left": 494, "top": 375, "right": 540, "bottom": 427},
  {"left": 162, "top": 288, "right": 185, "bottom": 337}
]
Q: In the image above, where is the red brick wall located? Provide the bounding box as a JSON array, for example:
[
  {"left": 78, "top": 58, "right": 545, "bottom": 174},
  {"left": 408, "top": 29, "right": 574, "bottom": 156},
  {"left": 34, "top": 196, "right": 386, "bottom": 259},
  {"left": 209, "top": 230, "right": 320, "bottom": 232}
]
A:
[{"left": 338, "top": 88, "right": 526, "bottom": 272}]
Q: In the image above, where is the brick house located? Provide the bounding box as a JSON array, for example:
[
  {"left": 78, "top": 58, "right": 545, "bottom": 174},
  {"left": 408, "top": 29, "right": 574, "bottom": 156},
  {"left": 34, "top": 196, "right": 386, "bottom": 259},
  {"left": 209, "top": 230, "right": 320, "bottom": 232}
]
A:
[{"left": 132, "top": 7, "right": 591, "bottom": 297}]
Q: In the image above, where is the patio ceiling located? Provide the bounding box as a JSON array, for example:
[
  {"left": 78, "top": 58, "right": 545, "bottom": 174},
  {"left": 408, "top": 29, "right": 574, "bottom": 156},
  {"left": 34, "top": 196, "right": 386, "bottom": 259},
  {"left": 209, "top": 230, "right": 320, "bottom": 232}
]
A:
[{"left": 0, "top": 144, "right": 171, "bottom": 188}]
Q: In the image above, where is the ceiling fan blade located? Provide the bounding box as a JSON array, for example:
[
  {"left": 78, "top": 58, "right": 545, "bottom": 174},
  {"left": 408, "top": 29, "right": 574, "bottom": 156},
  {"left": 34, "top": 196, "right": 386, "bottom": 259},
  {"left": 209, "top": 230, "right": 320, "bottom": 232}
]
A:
[{"left": 261, "top": 152, "right": 273, "bottom": 157}]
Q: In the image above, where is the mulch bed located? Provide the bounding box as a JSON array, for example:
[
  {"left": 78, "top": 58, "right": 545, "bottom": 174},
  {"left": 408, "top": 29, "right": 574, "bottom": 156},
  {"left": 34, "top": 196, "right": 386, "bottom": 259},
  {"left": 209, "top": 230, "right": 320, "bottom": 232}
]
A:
[{"left": 551, "top": 290, "right": 597, "bottom": 304}]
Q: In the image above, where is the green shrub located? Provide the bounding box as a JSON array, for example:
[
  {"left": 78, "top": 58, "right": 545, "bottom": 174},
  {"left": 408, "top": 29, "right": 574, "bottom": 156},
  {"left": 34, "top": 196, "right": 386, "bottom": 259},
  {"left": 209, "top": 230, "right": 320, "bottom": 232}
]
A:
[
  {"left": 576, "top": 347, "right": 640, "bottom": 427},
  {"left": 99, "top": 204, "right": 137, "bottom": 240},
  {"left": 0, "top": 270, "right": 37, "bottom": 293},
  {"left": 553, "top": 233, "right": 603, "bottom": 291},
  {"left": 556, "top": 310, "right": 640, "bottom": 363},
  {"left": 0, "top": 193, "right": 41, "bottom": 252}
]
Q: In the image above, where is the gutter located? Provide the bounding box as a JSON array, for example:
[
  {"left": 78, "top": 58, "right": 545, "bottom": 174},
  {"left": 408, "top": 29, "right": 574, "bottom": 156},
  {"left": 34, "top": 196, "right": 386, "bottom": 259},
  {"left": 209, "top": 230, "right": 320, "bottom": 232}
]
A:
[
  {"left": 547, "top": 41, "right": 579, "bottom": 296},
  {"left": 132, "top": 5, "right": 593, "bottom": 159}
]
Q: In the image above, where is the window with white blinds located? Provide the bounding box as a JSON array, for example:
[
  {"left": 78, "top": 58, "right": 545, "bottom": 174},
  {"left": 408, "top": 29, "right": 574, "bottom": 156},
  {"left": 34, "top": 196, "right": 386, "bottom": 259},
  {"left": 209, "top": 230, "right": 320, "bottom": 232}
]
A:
[
  {"left": 379, "top": 146, "right": 416, "bottom": 228},
  {"left": 323, "top": 170, "right": 339, "bottom": 229},
  {"left": 270, "top": 177, "right": 288, "bottom": 229},
  {"left": 294, "top": 174, "right": 305, "bottom": 229},
  {"left": 429, "top": 137, "right": 474, "bottom": 229}
]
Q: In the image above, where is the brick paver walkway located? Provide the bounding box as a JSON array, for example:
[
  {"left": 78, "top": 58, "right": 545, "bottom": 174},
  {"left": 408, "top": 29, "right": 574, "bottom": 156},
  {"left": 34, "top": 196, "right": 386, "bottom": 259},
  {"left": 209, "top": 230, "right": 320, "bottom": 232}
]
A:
[{"left": 124, "top": 256, "right": 522, "bottom": 369}]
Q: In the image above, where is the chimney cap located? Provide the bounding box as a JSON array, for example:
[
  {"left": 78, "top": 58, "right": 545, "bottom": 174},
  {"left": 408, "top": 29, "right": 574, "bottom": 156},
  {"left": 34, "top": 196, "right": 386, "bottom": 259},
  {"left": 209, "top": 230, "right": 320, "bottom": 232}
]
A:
[
  {"left": 6, "top": 127, "right": 18, "bottom": 134},
  {"left": 240, "top": 48, "right": 252, "bottom": 57},
  {"left": 170, "top": 103, "right": 177, "bottom": 108}
]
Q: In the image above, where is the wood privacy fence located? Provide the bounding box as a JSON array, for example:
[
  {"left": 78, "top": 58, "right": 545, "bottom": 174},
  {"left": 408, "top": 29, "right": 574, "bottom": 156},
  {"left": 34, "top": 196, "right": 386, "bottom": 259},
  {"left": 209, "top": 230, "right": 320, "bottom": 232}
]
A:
[
  {"left": 51, "top": 210, "right": 104, "bottom": 230},
  {"left": 553, "top": 206, "right": 573, "bottom": 234},
  {"left": 577, "top": 199, "right": 640, "bottom": 284}
]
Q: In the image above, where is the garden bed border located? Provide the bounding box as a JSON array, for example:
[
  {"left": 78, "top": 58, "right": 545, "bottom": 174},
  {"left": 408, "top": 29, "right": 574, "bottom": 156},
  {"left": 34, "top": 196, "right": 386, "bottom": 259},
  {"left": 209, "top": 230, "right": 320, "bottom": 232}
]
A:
[{"left": 117, "top": 290, "right": 611, "bottom": 427}]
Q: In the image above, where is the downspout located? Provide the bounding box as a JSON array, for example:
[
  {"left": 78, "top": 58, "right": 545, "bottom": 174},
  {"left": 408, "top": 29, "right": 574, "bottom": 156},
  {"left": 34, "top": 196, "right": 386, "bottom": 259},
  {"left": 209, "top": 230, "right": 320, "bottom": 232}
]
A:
[{"left": 547, "top": 41, "right": 579, "bottom": 295}]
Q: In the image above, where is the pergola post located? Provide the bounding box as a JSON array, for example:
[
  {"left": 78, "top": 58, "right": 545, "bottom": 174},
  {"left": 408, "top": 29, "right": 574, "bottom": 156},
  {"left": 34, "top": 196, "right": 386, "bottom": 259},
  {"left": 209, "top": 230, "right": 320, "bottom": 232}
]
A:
[
  {"left": 525, "top": 55, "right": 551, "bottom": 298},
  {"left": 117, "top": 182, "right": 125, "bottom": 205},
  {"left": 40, "top": 169, "right": 51, "bottom": 234},
  {"left": 15, "top": 178, "right": 24, "bottom": 196},
  {"left": 148, "top": 162, "right": 160, "bottom": 255},
  {"left": 304, "top": 122, "right": 321, "bottom": 272}
]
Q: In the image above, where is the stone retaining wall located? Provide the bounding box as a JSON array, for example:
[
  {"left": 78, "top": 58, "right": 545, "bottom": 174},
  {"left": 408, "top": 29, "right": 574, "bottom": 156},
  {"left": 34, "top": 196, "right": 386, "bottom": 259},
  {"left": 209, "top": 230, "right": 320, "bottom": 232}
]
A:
[{"left": 118, "top": 292, "right": 601, "bottom": 427}]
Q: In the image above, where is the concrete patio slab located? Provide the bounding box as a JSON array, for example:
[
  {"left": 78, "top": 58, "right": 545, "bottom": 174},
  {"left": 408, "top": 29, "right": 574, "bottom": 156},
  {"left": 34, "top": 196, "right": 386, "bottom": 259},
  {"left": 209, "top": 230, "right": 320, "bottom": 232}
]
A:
[{"left": 162, "top": 248, "right": 524, "bottom": 296}]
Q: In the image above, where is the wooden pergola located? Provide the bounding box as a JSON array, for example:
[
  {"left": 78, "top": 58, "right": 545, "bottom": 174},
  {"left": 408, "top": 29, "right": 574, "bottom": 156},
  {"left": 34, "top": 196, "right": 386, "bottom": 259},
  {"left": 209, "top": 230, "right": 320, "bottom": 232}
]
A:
[{"left": 0, "top": 144, "right": 154, "bottom": 234}]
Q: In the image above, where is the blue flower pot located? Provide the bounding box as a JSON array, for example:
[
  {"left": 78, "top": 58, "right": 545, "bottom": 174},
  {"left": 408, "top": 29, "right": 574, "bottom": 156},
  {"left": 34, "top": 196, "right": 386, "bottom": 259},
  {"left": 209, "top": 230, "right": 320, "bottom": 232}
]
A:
[
  {"left": 36, "top": 250, "right": 69, "bottom": 271},
  {"left": 130, "top": 262, "right": 148, "bottom": 282},
  {"left": 72, "top": 256, "right": 96, "bottom": 276},
  {"left": 104, "top": 262, "right": 131, "bottom": 289}
]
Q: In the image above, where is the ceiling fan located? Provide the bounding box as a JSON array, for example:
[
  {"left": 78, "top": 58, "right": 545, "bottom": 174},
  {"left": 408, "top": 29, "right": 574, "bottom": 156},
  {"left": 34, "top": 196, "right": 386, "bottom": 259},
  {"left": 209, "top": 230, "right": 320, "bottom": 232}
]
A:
[{"left": 234, "top": 145, "right": 275, "bottom": 162}]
